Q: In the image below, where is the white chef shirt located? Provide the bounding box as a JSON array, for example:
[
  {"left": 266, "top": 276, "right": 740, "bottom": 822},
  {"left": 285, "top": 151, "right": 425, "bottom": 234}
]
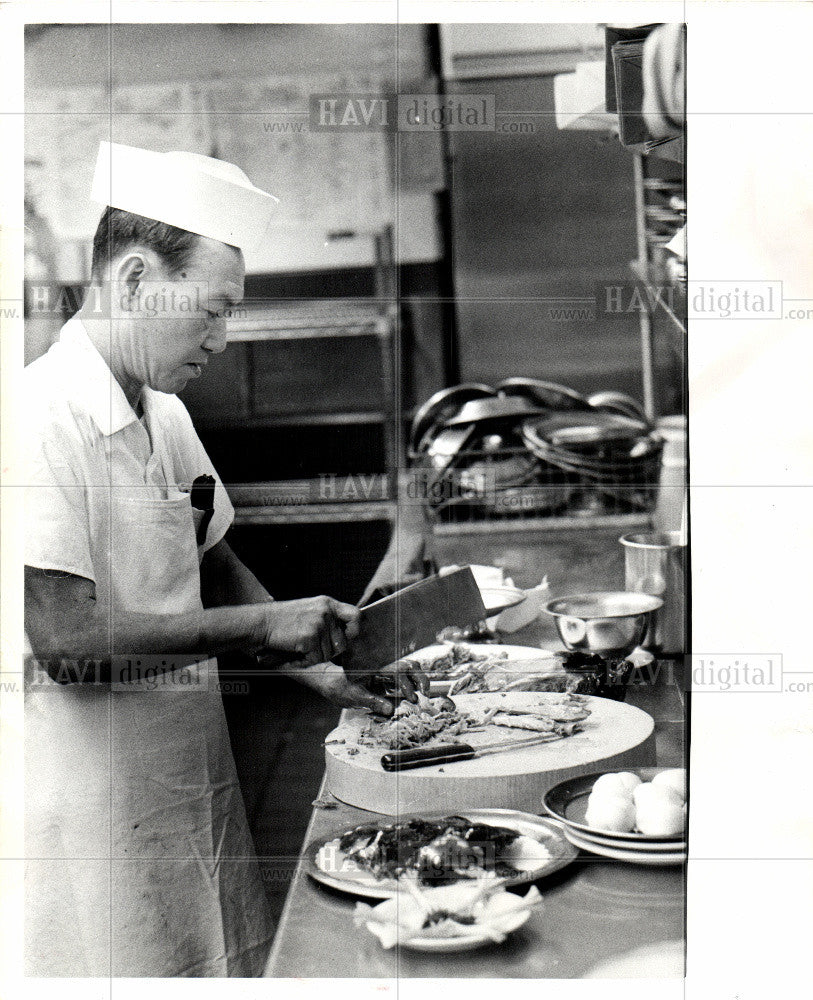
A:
[{"left": 23, "top": 316, "right": 234, "bottom": 595}]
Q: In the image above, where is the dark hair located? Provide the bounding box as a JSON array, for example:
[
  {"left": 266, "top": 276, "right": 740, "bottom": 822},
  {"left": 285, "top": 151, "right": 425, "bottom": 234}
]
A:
[{"left": 90, "top": 207, "right": 203, "bottom": 281}]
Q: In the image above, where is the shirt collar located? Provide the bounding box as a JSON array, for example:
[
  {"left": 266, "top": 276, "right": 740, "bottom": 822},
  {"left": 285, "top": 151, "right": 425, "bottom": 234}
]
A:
[{"left": 59, "top": 316, "right": 141, "bottom": 437}]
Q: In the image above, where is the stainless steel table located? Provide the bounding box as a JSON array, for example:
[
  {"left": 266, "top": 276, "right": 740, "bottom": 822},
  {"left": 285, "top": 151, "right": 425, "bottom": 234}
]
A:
[{"left": 263, "top": 523, "right": 686, "bottom": 978}]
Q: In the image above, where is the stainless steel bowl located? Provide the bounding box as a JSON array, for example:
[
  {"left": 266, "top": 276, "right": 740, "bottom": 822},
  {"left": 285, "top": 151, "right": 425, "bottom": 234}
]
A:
[{"left": 543, "top": 591, "right": 664, "bottom": 655}]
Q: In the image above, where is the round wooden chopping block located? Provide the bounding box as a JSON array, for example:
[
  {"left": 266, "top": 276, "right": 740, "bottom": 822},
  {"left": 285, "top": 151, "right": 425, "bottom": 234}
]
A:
[{"left": 325, "top": 692, "right": 656, "bottom": 816}]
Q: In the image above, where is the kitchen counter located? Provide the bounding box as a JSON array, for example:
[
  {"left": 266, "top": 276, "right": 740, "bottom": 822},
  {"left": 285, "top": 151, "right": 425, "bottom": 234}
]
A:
[{"left": 263, "top": 517, "right": 686, "bottom": 978}]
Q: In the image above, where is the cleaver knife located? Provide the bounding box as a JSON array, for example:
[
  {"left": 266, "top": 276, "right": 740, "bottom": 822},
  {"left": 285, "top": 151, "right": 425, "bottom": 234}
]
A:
[{"left": 342, "top": 567, "right": 486, "bottom": 675}]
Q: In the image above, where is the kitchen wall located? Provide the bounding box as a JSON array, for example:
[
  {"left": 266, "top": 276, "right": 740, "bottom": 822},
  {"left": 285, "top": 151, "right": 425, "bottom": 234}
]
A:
[
  {"left": 24, "top": 23, "right": 439, "bottom": 276},
  {"left": 25, "top": 23, "right": 427, "bottom": 88},
  {"left": 446, "top": 73, "right": 665, "bottom": 403}
]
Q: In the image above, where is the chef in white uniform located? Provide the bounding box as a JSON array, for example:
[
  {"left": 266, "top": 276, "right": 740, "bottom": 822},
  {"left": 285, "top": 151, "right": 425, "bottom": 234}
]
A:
[{"left": 23, "top": 141, "right": 423, "bottom": 977}]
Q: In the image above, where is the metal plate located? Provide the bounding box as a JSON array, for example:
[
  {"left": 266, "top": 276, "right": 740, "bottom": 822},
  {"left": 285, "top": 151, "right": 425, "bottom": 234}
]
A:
[
  {"left": 564, "top": 827, "right": 685, "bottom": 852},
  {"left": 525, "top": 411, "right": 649, "bottom": 449},
  {"left": 410, "top": 383, "right": 496, "bottom": 452},
  {"left": 497, "top": 377, "right": 590, "bottom": 411},
  {"left": 305, "top": 809, "right": 578, "bottom": 900},
  {"left": 403, "top": 642, "right": 555, "bottom": 696},
  {"left": 586, "top": 390, "right": 649, "bottom": 424},
  {"left": 562, "top": 827, "right": 686, "bottom": 866},
  {"left": 543, "top": 768, "right": 685, "bottom": 844},
  {"left": 443, "top": 396, "right": 543, "bottom": 427}
]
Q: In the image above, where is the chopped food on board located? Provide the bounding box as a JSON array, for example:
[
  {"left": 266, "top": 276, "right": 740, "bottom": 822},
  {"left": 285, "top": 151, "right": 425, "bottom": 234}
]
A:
[{"left": 359, "top": 690, "right": 590, "bottom": 750}]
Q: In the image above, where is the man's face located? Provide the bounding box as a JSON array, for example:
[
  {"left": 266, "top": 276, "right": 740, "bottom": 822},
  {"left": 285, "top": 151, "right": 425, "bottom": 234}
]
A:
[{"left": 115, "top": 235, "right": 245, "bottom": 396}]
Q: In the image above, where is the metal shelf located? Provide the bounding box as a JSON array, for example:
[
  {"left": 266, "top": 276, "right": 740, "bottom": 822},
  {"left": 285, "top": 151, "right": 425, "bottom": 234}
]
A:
[
  {"left": 629, "top": 259, "right": 687, "bottom": 340},
  {"left": 196, "top": 411, "right": 390, "bottom": 430},
  {"left": 631, "top": 152, "right": 686, "bottom": 419},
  {"left": 233, "top": 501, "right": 396, "bottom": 526},
  {"left": 226, "top": 306, "right": 392, "bottom": 343},
  {"left": 217, "top": 227, "right": 400, "bottom": 523},
  {"left": 431, "top": 511, "right": 652, "bottom": 536},
  {"left": 230, "top": 476, "right": 395, "bottom": 525}
]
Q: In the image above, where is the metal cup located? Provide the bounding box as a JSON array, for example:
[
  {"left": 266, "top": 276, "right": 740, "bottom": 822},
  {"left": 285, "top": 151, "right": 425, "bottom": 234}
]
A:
[{"left": 620, "top": 531, "right": 686, "bottom": 655}]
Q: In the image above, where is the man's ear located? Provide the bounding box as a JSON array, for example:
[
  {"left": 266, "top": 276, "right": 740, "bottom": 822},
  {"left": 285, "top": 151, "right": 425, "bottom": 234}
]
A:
[{"left": 115, "top": 253, "right": 148, "bottom": 308}]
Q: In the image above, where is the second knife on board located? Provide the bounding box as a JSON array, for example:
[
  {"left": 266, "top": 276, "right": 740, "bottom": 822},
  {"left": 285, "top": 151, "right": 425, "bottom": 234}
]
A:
[{"left": 381, "top": 733, "right": 569, "bottom": 771}]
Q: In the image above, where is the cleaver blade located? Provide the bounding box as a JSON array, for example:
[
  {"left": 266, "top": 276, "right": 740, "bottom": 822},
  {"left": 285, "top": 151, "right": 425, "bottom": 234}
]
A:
[{"left": 343, "top": 567, "right": 486, "bottom": 674}]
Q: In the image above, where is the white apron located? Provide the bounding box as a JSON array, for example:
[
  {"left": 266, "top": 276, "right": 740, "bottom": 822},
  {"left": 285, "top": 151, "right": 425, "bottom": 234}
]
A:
[{"left": 25, "top": 485, "right": 274, "bottom": 977}]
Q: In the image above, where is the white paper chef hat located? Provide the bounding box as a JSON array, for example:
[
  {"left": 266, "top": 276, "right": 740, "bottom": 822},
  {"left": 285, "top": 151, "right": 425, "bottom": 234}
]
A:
[{"left": 90, "top": 141, "right": 280, "bottom": 254}]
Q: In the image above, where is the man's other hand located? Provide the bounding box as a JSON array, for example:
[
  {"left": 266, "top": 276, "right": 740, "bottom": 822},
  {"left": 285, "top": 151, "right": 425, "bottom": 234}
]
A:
[{"left": 291, "top": 662, "right": 394, "bottom": 716}]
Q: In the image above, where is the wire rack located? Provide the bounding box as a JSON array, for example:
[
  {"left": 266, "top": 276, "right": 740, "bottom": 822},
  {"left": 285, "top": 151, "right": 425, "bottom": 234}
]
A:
[{"left": 409, "top": 434, "right": 664, "bottom": 530}]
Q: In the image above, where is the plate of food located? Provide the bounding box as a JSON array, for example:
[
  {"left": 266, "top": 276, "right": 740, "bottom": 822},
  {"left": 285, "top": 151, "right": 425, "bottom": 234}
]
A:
[
  {"left": 353, "top": 877, "right": 542, "bottom": 951},
  {"left": 543, "top": 768, "right": 687, "bottom": 844},
  {"left": 306, "top": 808, "right": 577, "bottom": 900},
  {"left": 403, "top": 643, "right": 559, "bottom": 696}
]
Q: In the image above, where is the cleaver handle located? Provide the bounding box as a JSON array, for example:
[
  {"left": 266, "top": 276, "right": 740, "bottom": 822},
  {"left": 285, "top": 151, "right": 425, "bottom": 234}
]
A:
[{"left": 381, "top": 743, "right": 477, "bottom": 771}]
